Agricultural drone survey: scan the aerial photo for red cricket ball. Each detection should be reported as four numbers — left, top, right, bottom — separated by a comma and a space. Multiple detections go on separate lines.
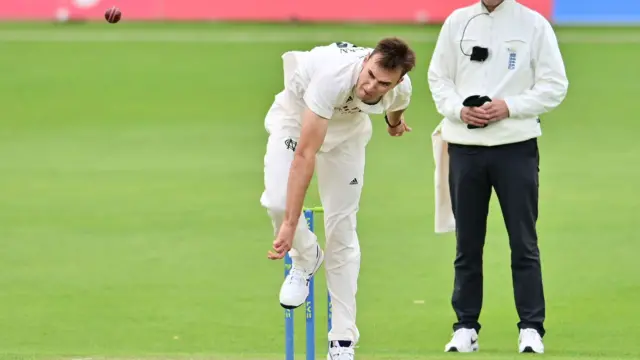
105, 6, 121, 24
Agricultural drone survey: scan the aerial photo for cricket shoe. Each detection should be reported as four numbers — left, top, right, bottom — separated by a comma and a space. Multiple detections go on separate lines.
519, 328, 544, 353
327, 341, 355, 360
444, 328, 479, 352
279, 244, 324, 309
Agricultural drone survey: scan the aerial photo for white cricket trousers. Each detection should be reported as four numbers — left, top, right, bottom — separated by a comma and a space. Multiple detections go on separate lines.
260, 128, 369, 344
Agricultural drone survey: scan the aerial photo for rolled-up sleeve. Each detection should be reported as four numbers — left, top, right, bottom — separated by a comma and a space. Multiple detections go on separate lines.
428, 16, 464, 123
504, 18, 569, 119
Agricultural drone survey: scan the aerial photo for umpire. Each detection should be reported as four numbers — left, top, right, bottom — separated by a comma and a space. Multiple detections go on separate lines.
427, 0, 568, 354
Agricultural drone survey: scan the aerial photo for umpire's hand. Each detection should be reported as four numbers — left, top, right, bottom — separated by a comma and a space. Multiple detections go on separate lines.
461, 107, 490, 127
481, 99, 510, 122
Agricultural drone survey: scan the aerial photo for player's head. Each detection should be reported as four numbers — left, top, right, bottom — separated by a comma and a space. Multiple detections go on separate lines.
356, 37, 416, 104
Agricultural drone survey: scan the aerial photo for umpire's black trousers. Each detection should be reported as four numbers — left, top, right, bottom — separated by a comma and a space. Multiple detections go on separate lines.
448, 137, 545, 337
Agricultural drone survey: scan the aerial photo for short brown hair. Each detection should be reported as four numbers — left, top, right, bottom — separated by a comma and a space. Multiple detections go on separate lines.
371, 37, 416, 77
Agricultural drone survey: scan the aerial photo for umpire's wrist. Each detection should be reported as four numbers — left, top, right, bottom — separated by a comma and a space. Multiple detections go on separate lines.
385, 114, 402, 128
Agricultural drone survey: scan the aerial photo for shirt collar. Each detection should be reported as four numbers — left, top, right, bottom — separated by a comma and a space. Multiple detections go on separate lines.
479, 0, 514, 15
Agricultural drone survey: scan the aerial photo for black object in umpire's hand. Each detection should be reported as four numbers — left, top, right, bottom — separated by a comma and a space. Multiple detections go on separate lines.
463, 95, 492, 129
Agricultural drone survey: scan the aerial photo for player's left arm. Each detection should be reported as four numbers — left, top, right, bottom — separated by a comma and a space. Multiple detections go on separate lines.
385, 74, 412, 125
503, 16, 569, 119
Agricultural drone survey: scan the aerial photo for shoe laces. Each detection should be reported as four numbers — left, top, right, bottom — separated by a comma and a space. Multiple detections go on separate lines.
286, 267, 310, 286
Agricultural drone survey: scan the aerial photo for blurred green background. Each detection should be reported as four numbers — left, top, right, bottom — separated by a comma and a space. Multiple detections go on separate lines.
0, 23, 638, 360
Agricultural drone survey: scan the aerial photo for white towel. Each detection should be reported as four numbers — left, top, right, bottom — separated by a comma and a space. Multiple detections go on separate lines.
432, 122, 456, 234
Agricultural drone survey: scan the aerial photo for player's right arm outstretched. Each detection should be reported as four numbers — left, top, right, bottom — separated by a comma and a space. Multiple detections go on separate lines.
268, 107, 328, 259
268, 72, 345, 260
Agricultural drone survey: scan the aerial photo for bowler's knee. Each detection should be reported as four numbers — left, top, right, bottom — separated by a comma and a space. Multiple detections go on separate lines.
326, 243, 360, 270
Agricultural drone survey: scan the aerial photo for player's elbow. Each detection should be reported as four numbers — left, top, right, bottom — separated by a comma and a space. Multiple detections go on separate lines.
559, 78, 569, 99
544, 68, 569, 98
532, 73, 569, 113
291, 149, 317, 174
548, 78, 569, 107
293, 146, 317, 163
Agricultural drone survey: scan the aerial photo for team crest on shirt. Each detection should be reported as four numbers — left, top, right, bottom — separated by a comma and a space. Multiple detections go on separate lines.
335, 95, 362, 115
508, 48, 517, 70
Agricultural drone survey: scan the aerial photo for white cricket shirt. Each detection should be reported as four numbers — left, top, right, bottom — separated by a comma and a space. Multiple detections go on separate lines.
427, 0, 569, 146
267, 42, 412, 152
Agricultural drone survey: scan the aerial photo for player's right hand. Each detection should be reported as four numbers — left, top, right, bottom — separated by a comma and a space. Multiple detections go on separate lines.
461, 107, 490, 127
268, 222, 295, 260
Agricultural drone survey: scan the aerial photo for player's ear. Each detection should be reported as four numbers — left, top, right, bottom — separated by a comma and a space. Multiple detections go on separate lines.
397, 75, 405, 84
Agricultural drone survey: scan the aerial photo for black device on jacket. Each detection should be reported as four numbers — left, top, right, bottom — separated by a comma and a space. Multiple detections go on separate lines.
470, 46, 489, 62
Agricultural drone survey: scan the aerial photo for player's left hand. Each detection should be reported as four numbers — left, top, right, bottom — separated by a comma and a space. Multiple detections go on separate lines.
481, 99, 510, 122
388, 117, 412, 137
268, 222, 296, 260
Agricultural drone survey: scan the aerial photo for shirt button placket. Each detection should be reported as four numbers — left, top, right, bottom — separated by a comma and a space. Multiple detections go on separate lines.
485, 16, 493, 91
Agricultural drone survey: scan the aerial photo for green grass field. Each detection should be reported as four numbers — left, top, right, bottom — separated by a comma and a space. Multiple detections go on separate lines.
0, 22, 639, 360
